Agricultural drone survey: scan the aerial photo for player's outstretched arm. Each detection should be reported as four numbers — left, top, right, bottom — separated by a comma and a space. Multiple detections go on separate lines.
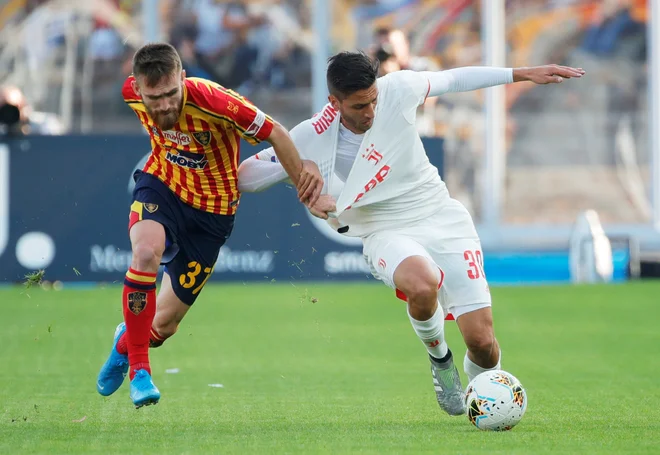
422, 65, 585, 98
266, 122, 323, 206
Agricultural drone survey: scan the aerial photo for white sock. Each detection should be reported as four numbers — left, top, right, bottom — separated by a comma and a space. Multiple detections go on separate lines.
464, 350, 502, 382
408, 306, 448, 360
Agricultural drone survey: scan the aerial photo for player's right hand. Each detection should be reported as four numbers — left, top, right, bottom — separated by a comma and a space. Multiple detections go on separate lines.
308, 194, 336, 220
514, 65, 585, 84
297, 160, 323, 207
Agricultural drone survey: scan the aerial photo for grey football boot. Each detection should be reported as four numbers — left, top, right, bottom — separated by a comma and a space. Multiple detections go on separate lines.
429, 350, 466, 416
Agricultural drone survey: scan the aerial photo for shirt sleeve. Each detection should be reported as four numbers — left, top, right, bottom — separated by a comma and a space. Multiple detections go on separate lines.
189, 80, 275, 144
237, 154, 291, 193
218, 90, 275, 145
425, 67, 514, 97
237, 119, 308, 192
390, 70, 431, 107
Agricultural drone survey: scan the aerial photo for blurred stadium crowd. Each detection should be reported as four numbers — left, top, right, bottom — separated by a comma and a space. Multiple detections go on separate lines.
0, 0, 650, 224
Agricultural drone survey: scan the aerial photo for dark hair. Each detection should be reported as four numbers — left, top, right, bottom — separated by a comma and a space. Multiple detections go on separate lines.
327, 51, 380, 99
132, 42, 182, 87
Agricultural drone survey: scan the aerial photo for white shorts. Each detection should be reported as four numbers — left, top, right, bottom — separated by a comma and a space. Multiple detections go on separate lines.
362, 199, 491, 319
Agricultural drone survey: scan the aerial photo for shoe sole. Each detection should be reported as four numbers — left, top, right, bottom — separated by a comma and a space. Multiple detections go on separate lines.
134, 397, 160, 409
443, 406, 467, 416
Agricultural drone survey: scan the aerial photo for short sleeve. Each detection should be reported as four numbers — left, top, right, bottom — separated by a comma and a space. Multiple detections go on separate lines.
384, 70, 431, 124
392, 70, 431, 107
219, 90, 275, 145
186, 79, 275, 145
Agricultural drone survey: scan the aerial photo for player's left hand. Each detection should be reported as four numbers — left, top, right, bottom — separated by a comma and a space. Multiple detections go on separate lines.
308, 194, 336, 220
515, 65, 585, 85
297, 160, 323, 207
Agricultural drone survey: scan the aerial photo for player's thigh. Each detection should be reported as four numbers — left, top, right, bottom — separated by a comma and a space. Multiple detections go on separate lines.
363, 231, 436, 292
165, 212, 234, 305
129, 173, 181, 263
430, 237, 492, 318
152, 272, 192, 336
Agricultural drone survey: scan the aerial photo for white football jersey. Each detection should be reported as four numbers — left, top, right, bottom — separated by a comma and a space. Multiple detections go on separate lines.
334, 70, 450, 236
242, 66, 517, 237
248, 71, 452, 237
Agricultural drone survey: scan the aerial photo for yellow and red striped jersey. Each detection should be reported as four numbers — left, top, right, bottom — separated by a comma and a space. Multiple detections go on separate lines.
123, 76, 274, 215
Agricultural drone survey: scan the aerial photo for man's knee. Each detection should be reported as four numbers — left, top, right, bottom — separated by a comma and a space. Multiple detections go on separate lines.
130, 221, 166, 271
132, 243, 163, 269
406, 277, 439, 305
395, 256, 440, 303
464, 331, 496, 356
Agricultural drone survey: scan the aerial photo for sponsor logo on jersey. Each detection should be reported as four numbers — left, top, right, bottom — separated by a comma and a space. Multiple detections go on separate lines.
165, 151, 208, 170
312, 106, 338, 135
162, 130, 191, 146
346, 164, 391, 209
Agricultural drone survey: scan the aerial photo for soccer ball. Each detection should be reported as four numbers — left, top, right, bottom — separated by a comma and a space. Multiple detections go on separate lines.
465, 370, 527, 431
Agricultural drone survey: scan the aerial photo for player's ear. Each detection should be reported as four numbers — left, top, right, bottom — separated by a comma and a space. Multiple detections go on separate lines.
328, 94, 340, 111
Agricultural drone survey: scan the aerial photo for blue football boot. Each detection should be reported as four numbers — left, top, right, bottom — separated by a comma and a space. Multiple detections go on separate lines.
96, 322, 129, 396
130, 369, 161, 408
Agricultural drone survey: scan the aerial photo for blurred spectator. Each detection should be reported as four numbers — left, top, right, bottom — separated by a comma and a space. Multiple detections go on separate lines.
170, 21, 214, 80
0, 85, 64, 136
580, 0, 645, 58
372, 27, 439, 136
573, 0, 647, 165
189, 0, 265, 90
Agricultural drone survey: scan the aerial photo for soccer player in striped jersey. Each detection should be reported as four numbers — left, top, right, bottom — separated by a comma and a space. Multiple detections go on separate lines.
96, 42, 323, 408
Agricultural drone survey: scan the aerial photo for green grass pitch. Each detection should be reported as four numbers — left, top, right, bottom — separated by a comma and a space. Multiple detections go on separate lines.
1, 281, 659, 454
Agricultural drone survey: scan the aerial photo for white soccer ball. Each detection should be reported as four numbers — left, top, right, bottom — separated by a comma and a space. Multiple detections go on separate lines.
465, 370, 527, 431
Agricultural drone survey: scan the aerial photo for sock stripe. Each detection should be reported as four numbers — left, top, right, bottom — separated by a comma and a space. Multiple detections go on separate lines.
128, 267, 157, 278
126, 269, 157, 284
124, 278, 156, 291
150, 328, 165, 342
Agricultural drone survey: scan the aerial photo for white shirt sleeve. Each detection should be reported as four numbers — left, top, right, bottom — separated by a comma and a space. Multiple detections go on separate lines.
238, 119, 312, 192
391, 70, 431, 107
425, 67, 514, 98
394, 67, 515, 112
237, 153, 291, 193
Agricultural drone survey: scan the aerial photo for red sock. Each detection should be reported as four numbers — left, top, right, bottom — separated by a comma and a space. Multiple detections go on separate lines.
123, 267, 157, 379
116, 327, 166, 355
117, 332, 128, 355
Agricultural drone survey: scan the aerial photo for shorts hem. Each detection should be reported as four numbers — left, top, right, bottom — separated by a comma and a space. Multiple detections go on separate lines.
447, 301, 492, 319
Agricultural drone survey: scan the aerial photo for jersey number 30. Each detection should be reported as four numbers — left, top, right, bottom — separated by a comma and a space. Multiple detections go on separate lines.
464, 250, 485, 280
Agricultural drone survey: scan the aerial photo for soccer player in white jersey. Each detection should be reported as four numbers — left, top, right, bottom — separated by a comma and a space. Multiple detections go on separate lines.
238, 51, 584, 416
